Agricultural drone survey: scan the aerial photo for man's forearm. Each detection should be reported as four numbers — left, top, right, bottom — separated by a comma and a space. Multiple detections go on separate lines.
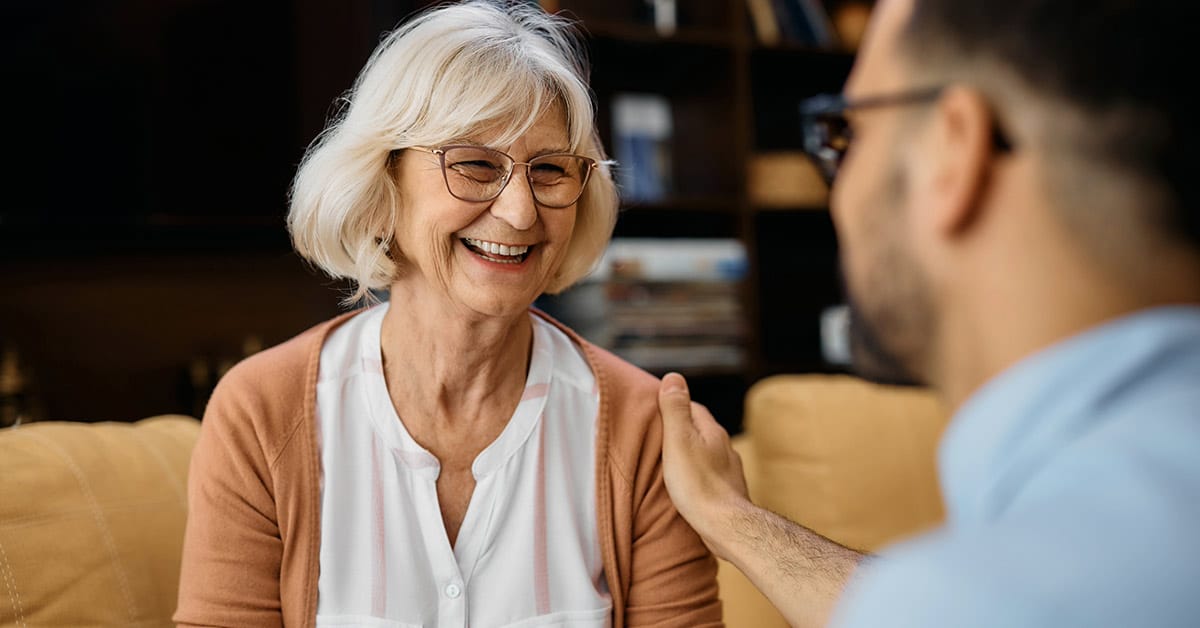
709, 501, 866, 628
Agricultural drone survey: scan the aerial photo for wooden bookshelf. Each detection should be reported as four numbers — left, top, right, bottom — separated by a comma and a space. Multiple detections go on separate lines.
3, 0, 866, 428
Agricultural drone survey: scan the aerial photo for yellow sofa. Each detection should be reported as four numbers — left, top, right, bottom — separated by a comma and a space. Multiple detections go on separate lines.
0, 415, 200, 627
717, 374, 951, 627
0, 374, 946, 627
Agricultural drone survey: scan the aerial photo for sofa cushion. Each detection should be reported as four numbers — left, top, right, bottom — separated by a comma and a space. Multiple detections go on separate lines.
0, 415, 200, 627
744, 374, 948, 552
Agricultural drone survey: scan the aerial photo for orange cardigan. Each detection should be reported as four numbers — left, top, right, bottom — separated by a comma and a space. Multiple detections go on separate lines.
174, 309, 722, 627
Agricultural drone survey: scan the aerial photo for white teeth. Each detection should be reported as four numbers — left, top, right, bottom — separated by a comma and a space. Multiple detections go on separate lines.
464, 238, 530, 257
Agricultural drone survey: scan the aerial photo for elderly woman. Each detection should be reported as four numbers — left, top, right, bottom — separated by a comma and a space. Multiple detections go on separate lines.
174, 1, 721, 626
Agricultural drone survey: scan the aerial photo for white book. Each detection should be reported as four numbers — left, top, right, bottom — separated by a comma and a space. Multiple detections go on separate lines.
587, 238, 748, 283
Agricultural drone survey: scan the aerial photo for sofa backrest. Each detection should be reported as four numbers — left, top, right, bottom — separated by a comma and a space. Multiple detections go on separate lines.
0, 415, 200, 627
744, 374, 950, 552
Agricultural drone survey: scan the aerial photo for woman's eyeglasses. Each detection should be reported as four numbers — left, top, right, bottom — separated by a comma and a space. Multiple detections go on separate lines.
798, 86, 1012, 184
406, 145, 597, 209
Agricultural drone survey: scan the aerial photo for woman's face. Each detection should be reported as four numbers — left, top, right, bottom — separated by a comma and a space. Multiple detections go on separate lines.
391, 108, 579, 318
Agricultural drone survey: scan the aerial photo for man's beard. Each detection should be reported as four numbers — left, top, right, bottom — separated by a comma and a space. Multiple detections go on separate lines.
838, 166, 932, 387
845, 287, 925, 386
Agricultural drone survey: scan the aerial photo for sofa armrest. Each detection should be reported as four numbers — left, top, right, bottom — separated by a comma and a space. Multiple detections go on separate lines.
0, 415, 201, 627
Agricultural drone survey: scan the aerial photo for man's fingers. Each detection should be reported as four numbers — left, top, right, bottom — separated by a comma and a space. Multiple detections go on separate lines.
688, 400, 720, 432
659, 372, 697, 443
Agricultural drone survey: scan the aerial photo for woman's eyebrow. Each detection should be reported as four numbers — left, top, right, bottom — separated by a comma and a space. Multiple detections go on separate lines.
451, 137, 573, 156
530, 146, 573, 157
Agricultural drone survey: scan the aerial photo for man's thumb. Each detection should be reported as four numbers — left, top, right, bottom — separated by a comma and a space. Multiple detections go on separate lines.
659, 372, 695, 439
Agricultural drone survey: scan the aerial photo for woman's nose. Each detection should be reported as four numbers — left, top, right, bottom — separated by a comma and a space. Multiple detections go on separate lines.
489, 169, 538, 230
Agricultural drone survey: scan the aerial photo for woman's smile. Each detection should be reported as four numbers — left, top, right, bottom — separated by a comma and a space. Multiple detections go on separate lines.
460, 236, 536, 266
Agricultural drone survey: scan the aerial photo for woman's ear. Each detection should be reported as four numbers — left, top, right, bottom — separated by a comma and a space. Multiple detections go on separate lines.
922, 86, 1000, 237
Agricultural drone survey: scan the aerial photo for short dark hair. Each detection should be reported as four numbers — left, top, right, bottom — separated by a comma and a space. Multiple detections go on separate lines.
900, 0, 1198, 249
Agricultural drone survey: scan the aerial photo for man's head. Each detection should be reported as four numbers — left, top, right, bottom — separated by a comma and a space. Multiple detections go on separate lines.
828, 0, 1199, 387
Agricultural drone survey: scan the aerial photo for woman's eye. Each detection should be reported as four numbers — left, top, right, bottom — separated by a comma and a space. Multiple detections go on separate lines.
455, 160, 501, 170
450, 161, 504, 181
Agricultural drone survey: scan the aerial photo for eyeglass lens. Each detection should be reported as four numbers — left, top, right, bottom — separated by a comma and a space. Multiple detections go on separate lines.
440, 146, 592, 208
802, 115, 851, 184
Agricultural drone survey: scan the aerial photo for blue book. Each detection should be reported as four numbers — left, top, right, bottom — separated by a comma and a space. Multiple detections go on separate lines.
794, 0, 837, 47
773, 0, 835, 47
769, 0, 808, 44
612, 93, 673, 203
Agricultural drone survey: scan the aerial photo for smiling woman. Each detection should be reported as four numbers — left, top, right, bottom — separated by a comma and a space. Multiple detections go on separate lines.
287, 0, 617, 306
380, 101, 593, 318
173, 1, 722, 627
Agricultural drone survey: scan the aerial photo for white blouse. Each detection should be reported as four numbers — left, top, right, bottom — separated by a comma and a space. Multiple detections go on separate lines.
314, 303, 610, 628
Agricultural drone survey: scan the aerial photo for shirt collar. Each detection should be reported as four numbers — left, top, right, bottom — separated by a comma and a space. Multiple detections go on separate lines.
938, 305, 1200, 523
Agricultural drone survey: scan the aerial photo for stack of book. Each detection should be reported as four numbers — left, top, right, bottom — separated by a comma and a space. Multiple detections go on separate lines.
543, 238, 749, 374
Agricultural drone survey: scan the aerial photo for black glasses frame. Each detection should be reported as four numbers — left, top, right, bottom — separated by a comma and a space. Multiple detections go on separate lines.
799, 86, 1012, 184
408, 145, 598, 209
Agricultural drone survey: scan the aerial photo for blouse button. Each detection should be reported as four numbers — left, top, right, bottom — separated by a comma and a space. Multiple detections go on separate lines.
444, 583, 463, 599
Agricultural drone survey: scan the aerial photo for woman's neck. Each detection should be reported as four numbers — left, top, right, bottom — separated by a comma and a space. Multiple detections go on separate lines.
378, 281, 533, 436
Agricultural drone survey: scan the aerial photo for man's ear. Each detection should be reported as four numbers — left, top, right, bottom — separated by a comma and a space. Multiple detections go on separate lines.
921, 86, 998, 237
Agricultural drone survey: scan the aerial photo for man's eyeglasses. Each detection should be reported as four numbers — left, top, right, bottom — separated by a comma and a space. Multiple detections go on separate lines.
798, 87, 1012, 184
405, 145, 598, 208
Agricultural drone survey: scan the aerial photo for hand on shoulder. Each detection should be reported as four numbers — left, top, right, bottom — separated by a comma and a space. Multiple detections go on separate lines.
657, 372, 752, 557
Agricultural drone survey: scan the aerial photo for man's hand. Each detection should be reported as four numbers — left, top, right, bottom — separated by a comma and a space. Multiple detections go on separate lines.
658, 372, 750, 556
658, 372, 866, 628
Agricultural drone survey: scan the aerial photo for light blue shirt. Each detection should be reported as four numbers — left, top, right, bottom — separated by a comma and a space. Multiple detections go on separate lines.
831, 306, 1200, 628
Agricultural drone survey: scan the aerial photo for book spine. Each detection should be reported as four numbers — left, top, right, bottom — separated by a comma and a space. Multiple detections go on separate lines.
795, 0, 838, 48
770, 0, 804, 43
612, 94, 673, 203
745, 0, 781, 46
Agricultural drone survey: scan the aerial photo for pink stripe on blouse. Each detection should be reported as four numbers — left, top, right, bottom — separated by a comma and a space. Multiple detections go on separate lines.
522, 382, 550, 401
533, 415, 551, 614
371, 438, 388, 617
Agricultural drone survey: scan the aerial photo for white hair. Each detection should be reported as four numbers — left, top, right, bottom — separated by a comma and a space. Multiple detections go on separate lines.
288, 0, 618, 304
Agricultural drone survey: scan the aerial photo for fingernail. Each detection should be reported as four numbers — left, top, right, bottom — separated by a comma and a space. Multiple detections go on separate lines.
662, 372, 688, 393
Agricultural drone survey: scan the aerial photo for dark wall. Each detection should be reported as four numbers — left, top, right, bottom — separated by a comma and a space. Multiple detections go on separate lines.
3, 0, 411, 244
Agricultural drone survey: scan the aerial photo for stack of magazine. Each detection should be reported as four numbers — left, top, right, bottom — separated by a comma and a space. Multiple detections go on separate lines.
542, 238, 750, 374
